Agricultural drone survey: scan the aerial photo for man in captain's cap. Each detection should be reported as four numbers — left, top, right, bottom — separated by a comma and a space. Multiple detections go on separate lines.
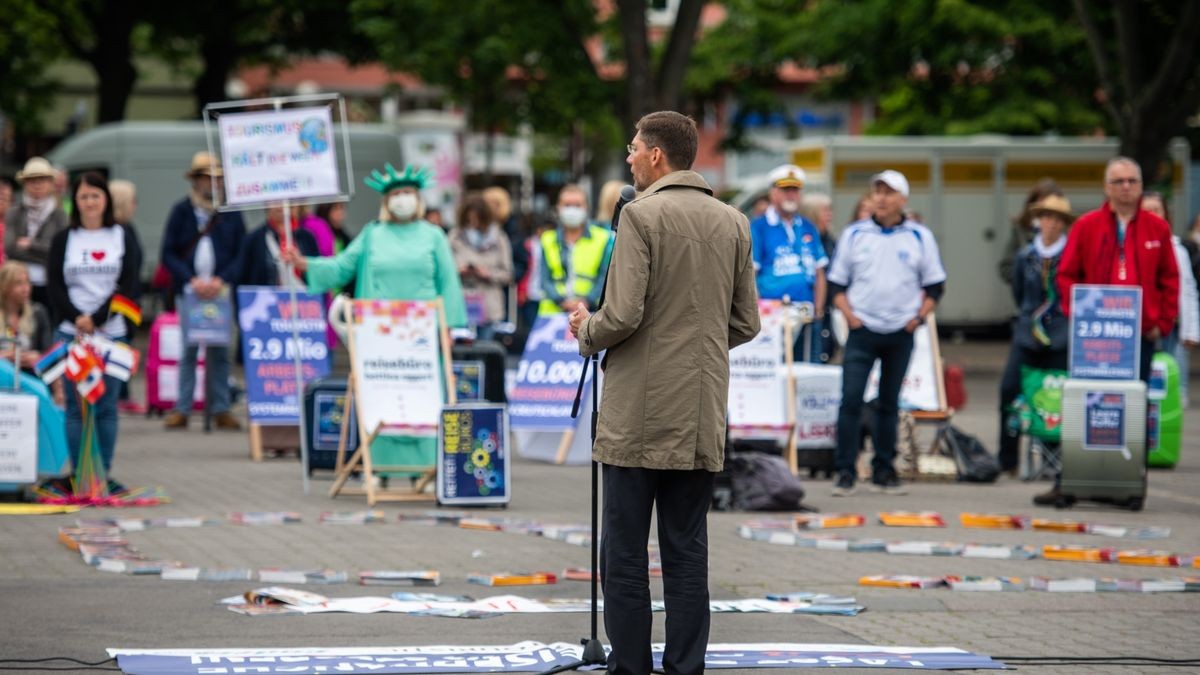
749, 163, 828, 362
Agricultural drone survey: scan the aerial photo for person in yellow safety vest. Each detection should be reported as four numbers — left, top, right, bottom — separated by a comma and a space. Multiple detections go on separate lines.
538, 183, 614, 316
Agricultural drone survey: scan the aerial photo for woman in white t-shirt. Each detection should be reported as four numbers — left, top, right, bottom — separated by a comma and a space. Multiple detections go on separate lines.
47, 172, 141, 492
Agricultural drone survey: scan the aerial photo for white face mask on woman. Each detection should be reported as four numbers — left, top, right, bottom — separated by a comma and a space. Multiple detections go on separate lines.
558, 205, 587, 229
388, 193, 419, 220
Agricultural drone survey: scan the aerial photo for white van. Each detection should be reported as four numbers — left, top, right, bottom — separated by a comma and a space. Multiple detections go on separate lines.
47, 121, 408, 277
733, 135, 1192, 328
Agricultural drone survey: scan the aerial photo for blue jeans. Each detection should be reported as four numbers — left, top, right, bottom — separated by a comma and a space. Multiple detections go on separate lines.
175, 344, 232, 414
792, 319, 828, 363
835, 326, 914, 482
57, 330, 123, 473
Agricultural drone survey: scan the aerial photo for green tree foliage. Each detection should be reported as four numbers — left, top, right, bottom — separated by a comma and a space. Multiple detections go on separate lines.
1073, 0, 1200, 185
0, 1, 63, 135
695, 0, 1106, 138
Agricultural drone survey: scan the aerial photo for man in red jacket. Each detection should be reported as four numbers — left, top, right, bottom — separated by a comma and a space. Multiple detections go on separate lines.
1058, 157, 1179, 370
1047, 156, 1179, 504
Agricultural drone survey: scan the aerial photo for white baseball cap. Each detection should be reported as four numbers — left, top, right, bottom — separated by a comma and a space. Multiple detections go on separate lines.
871, 169, 909, 196
767, 164, 806, 189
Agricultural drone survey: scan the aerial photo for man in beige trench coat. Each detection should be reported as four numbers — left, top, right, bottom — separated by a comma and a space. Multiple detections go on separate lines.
569, 111, 760, 675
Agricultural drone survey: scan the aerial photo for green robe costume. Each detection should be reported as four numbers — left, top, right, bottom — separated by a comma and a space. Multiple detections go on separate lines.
305, 219, 467, 473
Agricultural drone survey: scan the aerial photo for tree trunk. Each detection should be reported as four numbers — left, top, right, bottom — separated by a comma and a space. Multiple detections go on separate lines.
616, 0, 654, 129
194, 38, 238, 115
654, 0, 703, 111
92, 3, 138, 123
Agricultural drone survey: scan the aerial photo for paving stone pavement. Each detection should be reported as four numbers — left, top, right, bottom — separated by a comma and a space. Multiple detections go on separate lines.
1, 340, 1197, 674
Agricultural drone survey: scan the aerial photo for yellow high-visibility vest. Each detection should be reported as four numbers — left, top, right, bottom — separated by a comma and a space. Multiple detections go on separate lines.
538, 225, 611, 315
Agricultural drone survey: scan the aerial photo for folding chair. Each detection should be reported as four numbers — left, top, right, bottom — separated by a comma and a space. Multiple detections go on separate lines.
1018, 366, 1067, 481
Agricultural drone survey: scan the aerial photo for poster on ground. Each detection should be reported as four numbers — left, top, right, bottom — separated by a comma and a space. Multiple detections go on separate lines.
218, 106, 340, 205
437, 404, 509, 505
350, 300, 444, 438
237, 286, 331, 424
1069, 285, 1142, 380
728, 300, 789, 433
509, 315, 589, 431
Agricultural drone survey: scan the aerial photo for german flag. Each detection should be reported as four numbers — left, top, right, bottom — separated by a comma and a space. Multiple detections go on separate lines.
109, 294, 142, 327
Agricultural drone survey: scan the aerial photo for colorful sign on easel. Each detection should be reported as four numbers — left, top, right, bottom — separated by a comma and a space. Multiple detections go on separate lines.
350, 300, 445, 437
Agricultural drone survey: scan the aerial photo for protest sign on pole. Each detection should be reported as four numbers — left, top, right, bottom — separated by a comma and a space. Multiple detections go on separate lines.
508, 315, 594, 465
237, 287, 330, 425
217, 107, 341, 206
205, 93, 353, 494
437, 404, 510, 505
1069, 285, 1142, 380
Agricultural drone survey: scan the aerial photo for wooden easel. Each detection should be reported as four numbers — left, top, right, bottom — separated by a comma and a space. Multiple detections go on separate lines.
780, 308, 799, 475
328, 299, 456, 505
901, 314, 956, 478
248, 424, 300, 462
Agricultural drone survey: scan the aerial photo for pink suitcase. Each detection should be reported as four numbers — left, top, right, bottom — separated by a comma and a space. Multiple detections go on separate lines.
146, 312, 205, 413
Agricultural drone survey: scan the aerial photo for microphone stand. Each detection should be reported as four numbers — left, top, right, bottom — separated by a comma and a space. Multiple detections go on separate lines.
539, 187, 634, 674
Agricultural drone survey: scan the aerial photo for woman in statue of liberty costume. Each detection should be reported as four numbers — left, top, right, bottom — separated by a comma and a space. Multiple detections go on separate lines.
284, 164, 467, 474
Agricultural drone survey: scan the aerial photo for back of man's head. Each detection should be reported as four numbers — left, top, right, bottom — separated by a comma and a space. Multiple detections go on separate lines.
635, 111, 698, 171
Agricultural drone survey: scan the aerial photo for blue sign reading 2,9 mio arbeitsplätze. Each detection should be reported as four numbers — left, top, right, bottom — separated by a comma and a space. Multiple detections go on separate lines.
1069, 285, 1142, 380
237, 286, 331, 423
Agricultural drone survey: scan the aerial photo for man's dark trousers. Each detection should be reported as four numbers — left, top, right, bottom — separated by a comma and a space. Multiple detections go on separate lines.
835, 327, 915, 481
600, 464, 714, 675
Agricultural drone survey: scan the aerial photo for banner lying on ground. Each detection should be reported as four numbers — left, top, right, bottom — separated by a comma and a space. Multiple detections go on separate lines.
111, 642, 1005, 674
218, 106, 340, 205
221, 592, 864, 616
238, 287, 330, 423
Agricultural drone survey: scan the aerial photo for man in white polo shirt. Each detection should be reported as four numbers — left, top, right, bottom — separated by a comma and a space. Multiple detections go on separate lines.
827, 170, 947, 495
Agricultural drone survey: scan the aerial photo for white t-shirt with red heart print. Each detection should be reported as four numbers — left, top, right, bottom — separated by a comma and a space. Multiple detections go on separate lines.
59, 225, 127, 338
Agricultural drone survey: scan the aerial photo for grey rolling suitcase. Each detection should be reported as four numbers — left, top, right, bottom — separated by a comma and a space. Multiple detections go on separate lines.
1058, 379, 1147, 510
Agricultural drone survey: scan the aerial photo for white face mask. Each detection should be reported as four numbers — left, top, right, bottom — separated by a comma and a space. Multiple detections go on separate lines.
388, 193, 419, 220
465, 228, 484, 247
558, 205, 587, 228
780, 199, 800, 214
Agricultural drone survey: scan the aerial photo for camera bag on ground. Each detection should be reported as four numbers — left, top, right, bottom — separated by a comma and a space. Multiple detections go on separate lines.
726, 451, 807, 511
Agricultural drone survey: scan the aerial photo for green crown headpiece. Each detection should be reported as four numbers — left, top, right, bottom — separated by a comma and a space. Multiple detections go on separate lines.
364, 163, 431, 194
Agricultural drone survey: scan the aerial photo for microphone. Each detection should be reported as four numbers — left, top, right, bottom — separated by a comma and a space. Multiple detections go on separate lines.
610, 185, 636, 233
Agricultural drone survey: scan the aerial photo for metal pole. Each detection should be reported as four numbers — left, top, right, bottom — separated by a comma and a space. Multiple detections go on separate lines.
276, 96, 312, 496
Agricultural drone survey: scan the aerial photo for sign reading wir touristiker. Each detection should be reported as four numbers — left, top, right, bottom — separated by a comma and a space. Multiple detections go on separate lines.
1068, 285, 1142, 380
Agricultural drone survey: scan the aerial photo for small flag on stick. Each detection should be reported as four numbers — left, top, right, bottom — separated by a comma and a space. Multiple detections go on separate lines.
109, 294, 142, 327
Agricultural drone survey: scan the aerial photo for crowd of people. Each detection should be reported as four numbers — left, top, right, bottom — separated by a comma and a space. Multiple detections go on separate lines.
2, 137, 1199, 506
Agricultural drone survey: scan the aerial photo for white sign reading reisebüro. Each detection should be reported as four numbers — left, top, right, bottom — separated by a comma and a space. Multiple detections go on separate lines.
351, 300, 444, 438
218, 107, 339, 205
728, 300, 788, 431
0, 394, 39, 483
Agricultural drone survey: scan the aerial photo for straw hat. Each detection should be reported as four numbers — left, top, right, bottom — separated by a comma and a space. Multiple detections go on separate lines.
15, 157, 55, 183
1029, 194, 1074, 222
185, 151, 223, 179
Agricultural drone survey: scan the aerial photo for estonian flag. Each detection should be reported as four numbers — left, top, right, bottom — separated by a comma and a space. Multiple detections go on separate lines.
34, 341, 69, 383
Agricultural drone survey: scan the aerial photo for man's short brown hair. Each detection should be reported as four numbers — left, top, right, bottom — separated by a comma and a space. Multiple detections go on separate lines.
636, 111, 698, 170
